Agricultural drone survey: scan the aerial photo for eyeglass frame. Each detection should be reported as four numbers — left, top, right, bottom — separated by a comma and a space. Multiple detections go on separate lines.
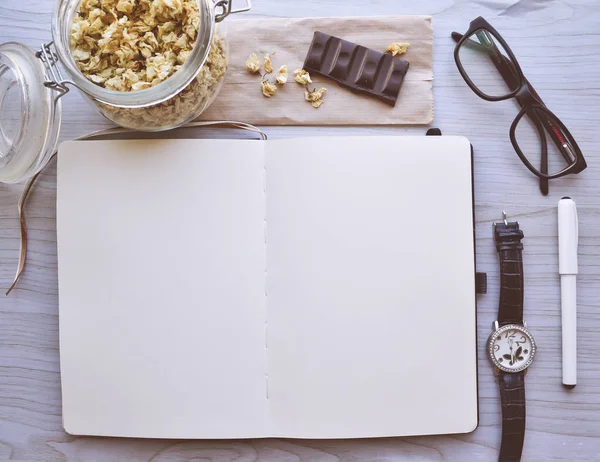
452, 16, 587, 192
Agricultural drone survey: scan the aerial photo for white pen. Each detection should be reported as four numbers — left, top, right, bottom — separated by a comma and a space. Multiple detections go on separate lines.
558, 197, 579, 388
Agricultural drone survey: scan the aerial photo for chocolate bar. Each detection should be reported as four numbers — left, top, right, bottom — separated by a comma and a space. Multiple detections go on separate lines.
303, 31, 410, 107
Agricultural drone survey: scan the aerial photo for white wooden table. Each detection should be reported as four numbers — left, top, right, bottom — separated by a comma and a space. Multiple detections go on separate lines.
1, 0, 599, 460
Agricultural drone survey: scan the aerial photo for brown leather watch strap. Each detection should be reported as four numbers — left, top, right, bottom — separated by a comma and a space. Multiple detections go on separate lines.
498, 372, 526, 462
494, 221, 525, 326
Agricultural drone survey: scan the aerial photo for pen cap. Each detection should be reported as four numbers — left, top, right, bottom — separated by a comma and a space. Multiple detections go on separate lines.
558, 198, 579, 275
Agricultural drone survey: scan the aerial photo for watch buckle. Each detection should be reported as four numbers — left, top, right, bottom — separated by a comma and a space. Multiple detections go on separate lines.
492, 212, 509, 243
492, 211, 508, 227
493, 211, 520, 243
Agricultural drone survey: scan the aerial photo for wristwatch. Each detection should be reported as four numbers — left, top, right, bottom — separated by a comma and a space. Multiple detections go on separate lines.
488, 212, 536, 462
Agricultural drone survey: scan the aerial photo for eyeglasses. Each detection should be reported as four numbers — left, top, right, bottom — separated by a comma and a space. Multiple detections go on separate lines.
452, 17, 587, 195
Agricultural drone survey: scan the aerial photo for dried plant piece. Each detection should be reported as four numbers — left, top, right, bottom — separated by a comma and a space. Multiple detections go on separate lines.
245, 53, 261, 73
98, 31, 228, 130
276, 65, 288, 85
70, 0, 202, 91
305, 87, 327, 102
261, 79, 278, 97
304, 87, 327, 108
263, 54, 273, 73
385, 42, 410, 57
294, 69, 312, 85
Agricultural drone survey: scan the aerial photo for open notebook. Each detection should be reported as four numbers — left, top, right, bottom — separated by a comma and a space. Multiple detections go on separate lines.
57, 136, 478, 439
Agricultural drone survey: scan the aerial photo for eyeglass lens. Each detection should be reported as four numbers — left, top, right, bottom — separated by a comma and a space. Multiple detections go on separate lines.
514, 107, 577, 177
457, 29, 520, 98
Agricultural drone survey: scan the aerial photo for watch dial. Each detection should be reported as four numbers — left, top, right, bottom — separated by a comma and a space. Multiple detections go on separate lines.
489, 325, 536, 372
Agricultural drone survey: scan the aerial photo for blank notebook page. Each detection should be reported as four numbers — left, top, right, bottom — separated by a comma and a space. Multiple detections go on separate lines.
57, 139, 268, 438
266, 136, 477, 438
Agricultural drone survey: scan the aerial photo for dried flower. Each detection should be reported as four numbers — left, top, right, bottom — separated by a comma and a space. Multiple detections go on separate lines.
294, 69, 312, 85
276, 65, 288, 85
70, 0, 202, 91
385, 42, 410, 57
245, 53, 261, 73
98, 32, 228, 130
261, 79, 278, 97
264, 54, 273, 73
304, 87, 327, 108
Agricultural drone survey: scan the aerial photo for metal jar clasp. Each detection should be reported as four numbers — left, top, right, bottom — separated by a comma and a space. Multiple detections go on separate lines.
36, 42, 74, 102
214, 0, 252, 23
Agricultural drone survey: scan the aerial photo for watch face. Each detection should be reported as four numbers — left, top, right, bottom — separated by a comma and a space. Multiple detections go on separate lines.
488, 324, 536, 373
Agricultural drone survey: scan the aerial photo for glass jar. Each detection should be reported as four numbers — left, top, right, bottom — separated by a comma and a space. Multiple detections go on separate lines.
0, 0, 250, 183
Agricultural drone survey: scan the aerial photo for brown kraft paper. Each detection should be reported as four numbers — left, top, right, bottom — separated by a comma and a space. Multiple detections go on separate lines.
200, 16, 434, 125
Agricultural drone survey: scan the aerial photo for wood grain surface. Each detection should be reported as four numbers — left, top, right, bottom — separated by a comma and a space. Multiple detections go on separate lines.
1, 0, 600, 460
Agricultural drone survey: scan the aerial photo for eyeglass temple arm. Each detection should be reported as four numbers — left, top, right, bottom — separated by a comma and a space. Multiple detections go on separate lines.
452, 31, 577, 168
530, 111, 549, 194
523, 80, 577, 169
494, 58, 551, 193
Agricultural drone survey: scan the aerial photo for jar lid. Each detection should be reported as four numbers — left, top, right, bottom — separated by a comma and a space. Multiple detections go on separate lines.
0, 42, 62, 184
